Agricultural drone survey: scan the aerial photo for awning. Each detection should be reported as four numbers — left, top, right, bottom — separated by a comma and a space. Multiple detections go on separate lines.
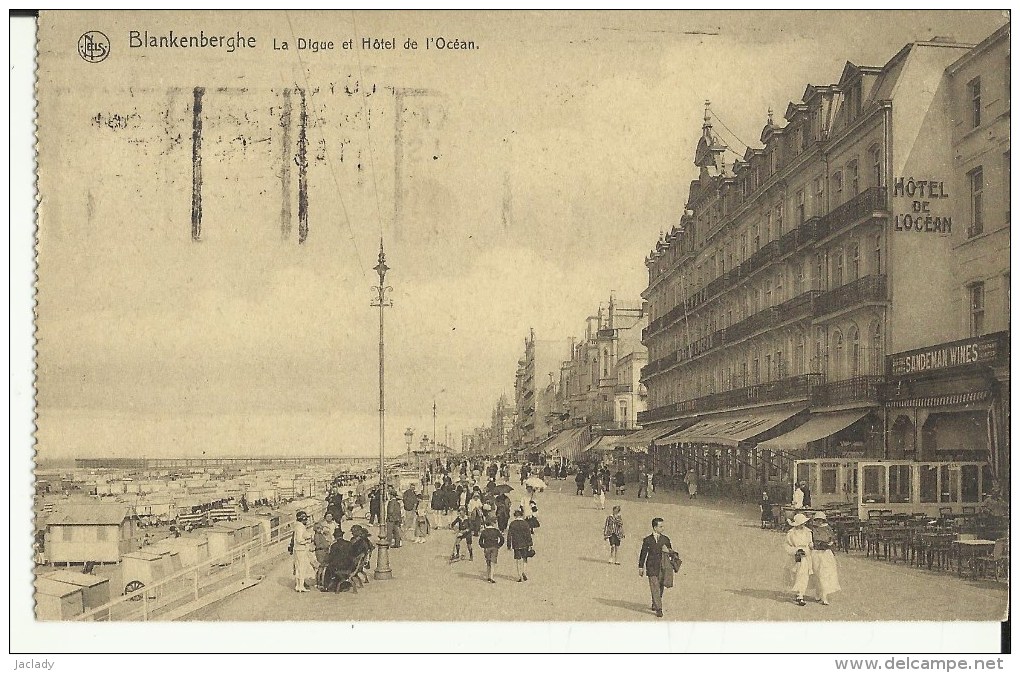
589, 424, 691, 454
659, 409, 804, 448
756, 410, 869, 452
544, 427, 588, 459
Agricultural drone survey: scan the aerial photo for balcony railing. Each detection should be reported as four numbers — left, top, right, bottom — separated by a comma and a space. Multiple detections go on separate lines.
637, 403, 680, 424
638, 373, 826, 422
642, 190, 887, 345
810, 375, 885, 407
821, 186, 888, 238
776, 290, 820, 323
813, 274, 887, 317
727, 306, 780, 342
641, 351, 678, 380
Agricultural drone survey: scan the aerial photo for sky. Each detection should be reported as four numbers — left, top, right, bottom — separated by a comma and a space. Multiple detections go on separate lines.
34, 10, 1008, 459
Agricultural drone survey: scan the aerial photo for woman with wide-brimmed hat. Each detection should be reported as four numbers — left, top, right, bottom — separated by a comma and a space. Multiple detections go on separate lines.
807, 512, 841, 605
290, 511, 315, 592
784, 512, 814, 606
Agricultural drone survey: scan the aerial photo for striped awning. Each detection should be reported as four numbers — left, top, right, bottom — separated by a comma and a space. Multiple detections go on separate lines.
886, 390, 989, 408
658, 409, 805, 448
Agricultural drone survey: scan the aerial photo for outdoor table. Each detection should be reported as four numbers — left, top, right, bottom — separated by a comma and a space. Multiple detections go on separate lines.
953, 539, 996, 578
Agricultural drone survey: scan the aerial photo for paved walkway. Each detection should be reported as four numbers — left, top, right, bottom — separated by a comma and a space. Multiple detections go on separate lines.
194, 481, 1007, 621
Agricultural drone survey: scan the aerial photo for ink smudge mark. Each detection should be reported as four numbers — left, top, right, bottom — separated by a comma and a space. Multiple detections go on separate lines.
191, 86, 205, 242
297, 86, 309, 244
280, 87, 293, 239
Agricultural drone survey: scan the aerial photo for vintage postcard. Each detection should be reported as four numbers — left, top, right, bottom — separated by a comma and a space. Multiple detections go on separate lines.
27, 8, 1009, 651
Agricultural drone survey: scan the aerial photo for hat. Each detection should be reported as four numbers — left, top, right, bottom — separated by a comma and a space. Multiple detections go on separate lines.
811, 511, 827, 521
788, 513, 810, 527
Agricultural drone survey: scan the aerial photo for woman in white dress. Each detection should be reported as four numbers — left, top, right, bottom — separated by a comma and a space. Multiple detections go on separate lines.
784, 512, 813, 606
291, 511, 315, 592
807, 512, 841, 605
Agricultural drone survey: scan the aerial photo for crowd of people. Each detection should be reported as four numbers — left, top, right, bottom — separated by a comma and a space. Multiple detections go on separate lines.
293, 457, 844, 614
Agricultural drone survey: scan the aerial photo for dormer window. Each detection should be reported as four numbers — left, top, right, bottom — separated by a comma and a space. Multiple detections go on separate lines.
847, 81, 863, 120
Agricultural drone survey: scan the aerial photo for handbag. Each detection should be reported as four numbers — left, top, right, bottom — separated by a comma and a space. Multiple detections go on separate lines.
667, 550, 682, 573
526, 547, 536, 558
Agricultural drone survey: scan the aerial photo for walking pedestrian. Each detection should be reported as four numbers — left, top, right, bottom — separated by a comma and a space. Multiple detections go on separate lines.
592, 473, 606, 510
368, 488, 381, 525
575, 469, 586, 496
386, 492, 403, 549
785, 512, 814, 606
614, 469, 626, 495
800, 481, 812, 508
807, 512, 840, 605
792, 482, 805, 509
760, 487, 774, 529
506, 508, 533, 582
402, 485, 418, 531
495, 491, 512, 533
290, 511, 315, 593
413, 500, 431, 543
638, 517, 675, 618
685, 469, 699, 499
450, 507, 474, 561
478, 517, 505, 584
636, 471, 649, 499
604, 505, 624, 564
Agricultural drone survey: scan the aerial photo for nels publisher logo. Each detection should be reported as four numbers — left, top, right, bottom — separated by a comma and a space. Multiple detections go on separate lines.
78, 31, 110, 63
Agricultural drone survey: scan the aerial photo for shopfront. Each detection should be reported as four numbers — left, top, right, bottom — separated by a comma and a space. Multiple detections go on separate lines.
885, 331, 1009, 497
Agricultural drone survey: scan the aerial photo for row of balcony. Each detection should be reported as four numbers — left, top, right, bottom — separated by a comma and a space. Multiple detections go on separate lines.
644, 186, 888, 342
636, 372, 886, 424
640, 277, 886, 382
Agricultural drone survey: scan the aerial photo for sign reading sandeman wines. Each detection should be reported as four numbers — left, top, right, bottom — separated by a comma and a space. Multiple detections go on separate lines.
889, 334, 1004, 376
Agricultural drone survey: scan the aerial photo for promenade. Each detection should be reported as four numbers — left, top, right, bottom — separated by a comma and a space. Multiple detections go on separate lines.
195, 481, 1007, 622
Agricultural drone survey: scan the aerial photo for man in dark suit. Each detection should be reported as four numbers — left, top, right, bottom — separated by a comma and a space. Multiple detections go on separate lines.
638, 517, 673, 618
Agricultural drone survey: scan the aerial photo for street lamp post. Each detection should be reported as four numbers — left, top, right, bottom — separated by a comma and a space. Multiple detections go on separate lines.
433, 401, 438, 456
372, 240, 393, 581
404, 427, 415, 485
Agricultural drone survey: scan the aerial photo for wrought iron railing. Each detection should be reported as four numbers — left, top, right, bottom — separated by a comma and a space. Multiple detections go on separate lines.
810, 375, 885, 407
813, 274, 887, 317
821, 186, 888, 238
639, 373, 825, 420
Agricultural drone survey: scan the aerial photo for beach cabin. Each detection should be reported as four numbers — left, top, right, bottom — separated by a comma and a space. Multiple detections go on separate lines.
34, 576, 85, 620
40, 570, 111, 611
205, 521, 251, 561
44, 505, 137, 564
151, 536, 209, 568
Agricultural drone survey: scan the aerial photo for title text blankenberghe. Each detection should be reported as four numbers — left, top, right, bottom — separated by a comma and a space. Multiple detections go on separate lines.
127, 31, 478, 53
130, 31, 257, 52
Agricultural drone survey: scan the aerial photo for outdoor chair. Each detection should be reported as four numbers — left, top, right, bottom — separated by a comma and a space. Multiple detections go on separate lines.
974, 538, 1009, 582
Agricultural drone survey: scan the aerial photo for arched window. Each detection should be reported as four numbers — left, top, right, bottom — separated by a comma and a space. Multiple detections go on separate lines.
847, 324, 861, 377
814, 327, 826, 373
832, 329, 845, 380
869, 143, 883, 187
871, 320, 883, 374
603, 349, 609, 378
795, 330, 807, 375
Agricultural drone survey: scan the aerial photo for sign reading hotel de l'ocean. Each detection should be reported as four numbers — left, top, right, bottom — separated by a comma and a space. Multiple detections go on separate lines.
892, 177, 953, 233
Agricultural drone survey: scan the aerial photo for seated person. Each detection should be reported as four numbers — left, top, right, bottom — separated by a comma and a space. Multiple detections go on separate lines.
321, 528, 358, 593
